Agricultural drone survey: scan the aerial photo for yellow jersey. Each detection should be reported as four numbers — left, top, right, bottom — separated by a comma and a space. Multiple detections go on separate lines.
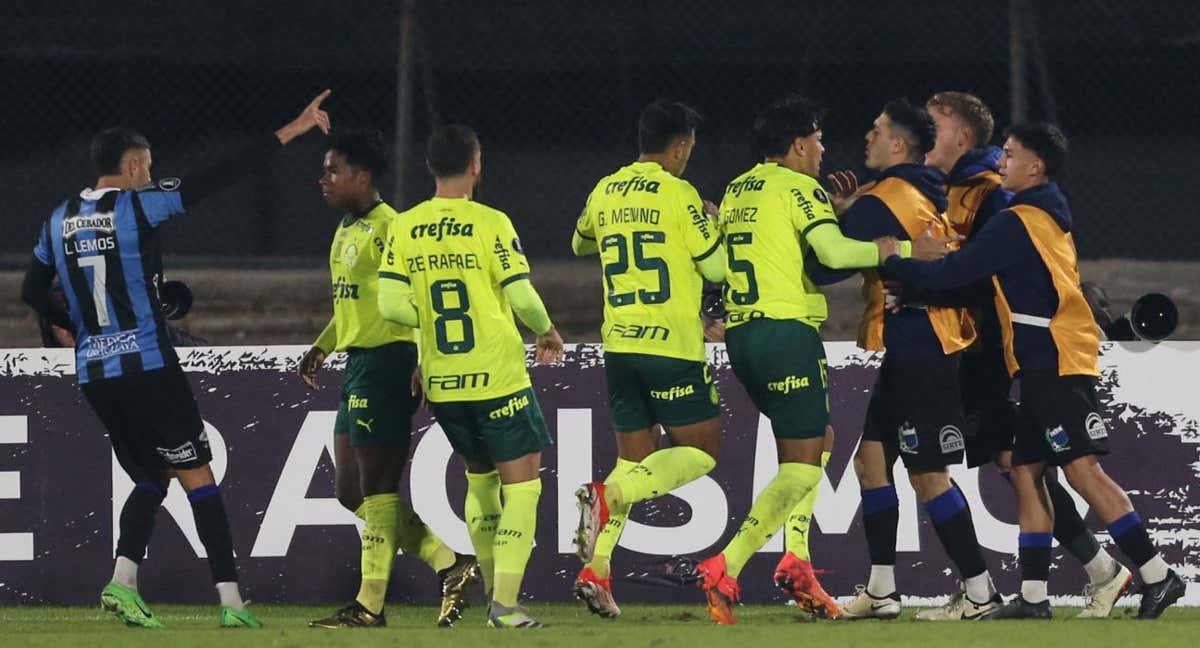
576, 161, 721, 362
718, 162, 837, 329
379, 197, 532, 402
321, 201, 416, 351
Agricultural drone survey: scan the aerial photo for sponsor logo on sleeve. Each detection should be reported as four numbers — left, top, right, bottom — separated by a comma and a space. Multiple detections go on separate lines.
1085, 413, 1108, 440
939, 425, 965, 453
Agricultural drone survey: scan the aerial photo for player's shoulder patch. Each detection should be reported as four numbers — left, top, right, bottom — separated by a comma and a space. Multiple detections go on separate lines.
812, 187, 830, 204
156, 177, 181, 192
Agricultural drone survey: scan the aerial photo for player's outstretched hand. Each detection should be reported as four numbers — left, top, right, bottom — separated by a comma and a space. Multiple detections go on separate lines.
827, 171, 874, 216
535, 327, 565, 365
702, 199, 719, 219
275, 89, 333, 145
911, 223, 964, 261
874, 236, 902, 262
299, 346, 326, 390
826, 170, 859, 198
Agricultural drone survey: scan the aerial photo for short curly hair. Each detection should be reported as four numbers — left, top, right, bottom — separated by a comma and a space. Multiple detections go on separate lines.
927, 91, 995, 147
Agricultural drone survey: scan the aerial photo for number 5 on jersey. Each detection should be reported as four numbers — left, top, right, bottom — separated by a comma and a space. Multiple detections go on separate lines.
725, 232, 758, 305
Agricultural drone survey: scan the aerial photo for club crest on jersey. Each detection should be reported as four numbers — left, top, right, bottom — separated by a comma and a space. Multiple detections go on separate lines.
1046, 425, 1071, 452
898, 422, 919, 454
410, 216, 474, 241
1085, 413, 1108, 440
939, 425, 965, 453
341, 242, 360, 268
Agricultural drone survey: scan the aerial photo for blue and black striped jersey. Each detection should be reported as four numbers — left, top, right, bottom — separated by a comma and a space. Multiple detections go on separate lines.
33, 181, 186, 383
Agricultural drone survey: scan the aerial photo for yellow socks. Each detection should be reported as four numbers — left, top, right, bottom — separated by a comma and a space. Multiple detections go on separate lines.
722, 462, 823, 578
587, 458, 638, 578
784, 451, 830, 561
492, 478, 541, 608
607, 446, 716, 509
355, 493, 401, 614
465, 471, 502, 595
394, 500, 456, 573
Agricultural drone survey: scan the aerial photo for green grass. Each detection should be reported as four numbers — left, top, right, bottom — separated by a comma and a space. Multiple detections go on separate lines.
3, 603, 1198, 647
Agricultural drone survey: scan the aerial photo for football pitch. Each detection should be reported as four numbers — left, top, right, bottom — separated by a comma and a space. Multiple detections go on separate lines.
3, 604, 1198, 647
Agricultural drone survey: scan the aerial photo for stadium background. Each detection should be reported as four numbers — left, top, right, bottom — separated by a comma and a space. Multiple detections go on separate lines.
3, 0, 1199, 345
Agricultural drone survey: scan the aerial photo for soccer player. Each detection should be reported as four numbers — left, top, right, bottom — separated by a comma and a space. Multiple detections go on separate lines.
918, 92, 1126, 619
299, 130, 477, 629
377, 124, 564, 629
692, 95, 900, 624
879, 123, 1186, 619
20, 90, 334, 629
809, 100, 1001, 620
569, 99, 725, 619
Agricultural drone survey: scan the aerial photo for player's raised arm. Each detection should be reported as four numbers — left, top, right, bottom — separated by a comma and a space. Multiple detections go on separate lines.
137, 90, 333, 226
799, 181, 908, 269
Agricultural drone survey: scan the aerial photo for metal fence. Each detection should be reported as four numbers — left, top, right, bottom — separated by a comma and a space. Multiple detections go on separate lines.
6, 0, 1199, 261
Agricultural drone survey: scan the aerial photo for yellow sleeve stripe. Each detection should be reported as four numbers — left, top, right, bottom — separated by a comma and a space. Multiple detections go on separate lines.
378, 271, 410, 284
575, 227, 595, 241
499, 272, 530, 288
692, 234, 724, 262
800, 218, 837, 238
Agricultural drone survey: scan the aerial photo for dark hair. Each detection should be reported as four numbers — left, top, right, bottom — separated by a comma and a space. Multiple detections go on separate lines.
426, 125, 480, 178
882, 100, 937, 160
1004, 122, 1069, 177
638, 99, 702, 154
754, 94, 826, 158
927, 91, 995, 146
91, 127, 150, 176
328, 129, 389, 180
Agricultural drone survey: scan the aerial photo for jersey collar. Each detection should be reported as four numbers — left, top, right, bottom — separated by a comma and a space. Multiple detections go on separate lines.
343, 199, 384, 226
79, 187, 121, 200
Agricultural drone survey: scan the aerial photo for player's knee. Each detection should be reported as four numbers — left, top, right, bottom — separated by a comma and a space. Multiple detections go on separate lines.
1061, 456, 1102, 491
335, 482, 363, 512
852, 451, 887, 488
852, 450, 868, 479
908, 470, 950, 500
